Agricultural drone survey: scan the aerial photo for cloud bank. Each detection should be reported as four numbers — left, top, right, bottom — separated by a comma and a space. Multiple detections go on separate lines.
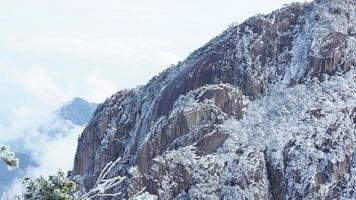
0, 66, 109, 198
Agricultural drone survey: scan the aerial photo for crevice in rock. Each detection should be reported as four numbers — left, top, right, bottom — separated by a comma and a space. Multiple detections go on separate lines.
264, 149, 285, 200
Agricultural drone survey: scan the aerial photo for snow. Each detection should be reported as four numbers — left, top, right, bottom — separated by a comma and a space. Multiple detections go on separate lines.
282, 0, 355, 84
131, 192, 158, 200
0, 145, 19, 170
73, 0, 356, 198
148, 68, 355, 199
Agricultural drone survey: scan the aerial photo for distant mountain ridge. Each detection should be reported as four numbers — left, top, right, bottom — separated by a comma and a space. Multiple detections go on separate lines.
58, 97, 98, 126
0, 97, 97, 196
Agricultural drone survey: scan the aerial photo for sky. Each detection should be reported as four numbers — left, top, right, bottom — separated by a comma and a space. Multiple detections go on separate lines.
0, 0, 311, 141
0, 0, 312, 195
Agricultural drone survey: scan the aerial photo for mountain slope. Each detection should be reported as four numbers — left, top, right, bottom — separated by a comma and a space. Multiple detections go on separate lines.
73, 0, 356, 199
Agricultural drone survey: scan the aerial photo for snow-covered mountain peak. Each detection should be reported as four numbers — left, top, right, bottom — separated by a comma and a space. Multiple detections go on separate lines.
72, 0, 355, 199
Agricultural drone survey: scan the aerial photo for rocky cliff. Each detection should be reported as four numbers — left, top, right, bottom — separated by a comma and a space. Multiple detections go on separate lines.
73, 0, 356, 199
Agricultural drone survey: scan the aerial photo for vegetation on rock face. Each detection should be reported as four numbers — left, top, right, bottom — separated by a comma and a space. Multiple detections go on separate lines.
71, 0, 356, 199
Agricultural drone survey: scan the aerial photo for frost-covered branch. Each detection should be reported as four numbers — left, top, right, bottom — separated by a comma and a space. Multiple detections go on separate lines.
0, 144, 19, 169
16, 170, 77, 200
80, 157, 124, 200
14, 157, 124, 200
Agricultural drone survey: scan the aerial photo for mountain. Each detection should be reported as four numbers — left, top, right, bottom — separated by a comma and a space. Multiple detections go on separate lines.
58, 97, 98, 126
72, 0, 356, 199
0, 97, 97, 196
37, 97, 97, 138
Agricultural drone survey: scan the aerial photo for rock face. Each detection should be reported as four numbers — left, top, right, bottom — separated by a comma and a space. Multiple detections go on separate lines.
72, 0, 356, 199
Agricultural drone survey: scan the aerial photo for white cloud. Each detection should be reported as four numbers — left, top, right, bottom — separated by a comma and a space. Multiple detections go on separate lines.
0, 0, 313, 197
5, 178, 23, 199
83, 70, 118, 102
12, 66, 68, 106
0, 65, 73, 143
0, 105, 52, 143
25, 125, 83, 177
5, 118, 84, 198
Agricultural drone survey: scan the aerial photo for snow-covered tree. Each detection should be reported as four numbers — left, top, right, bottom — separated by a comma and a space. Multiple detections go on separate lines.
16, 170, 77, 200
15, 157, 125, 200
0, 144, 19, 169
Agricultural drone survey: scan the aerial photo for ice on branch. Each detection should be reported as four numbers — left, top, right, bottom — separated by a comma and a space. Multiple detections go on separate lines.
80, 157, 125, 200
0, 144, 19, 170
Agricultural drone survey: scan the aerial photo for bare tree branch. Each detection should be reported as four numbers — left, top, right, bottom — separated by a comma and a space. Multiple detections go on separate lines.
79, 157, 124, 200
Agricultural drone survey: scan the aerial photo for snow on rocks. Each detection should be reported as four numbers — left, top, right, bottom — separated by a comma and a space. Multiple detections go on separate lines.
72, 0, 356, 199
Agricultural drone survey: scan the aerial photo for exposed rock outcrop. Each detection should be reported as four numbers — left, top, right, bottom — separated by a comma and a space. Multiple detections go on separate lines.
72, 0, 356, 199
